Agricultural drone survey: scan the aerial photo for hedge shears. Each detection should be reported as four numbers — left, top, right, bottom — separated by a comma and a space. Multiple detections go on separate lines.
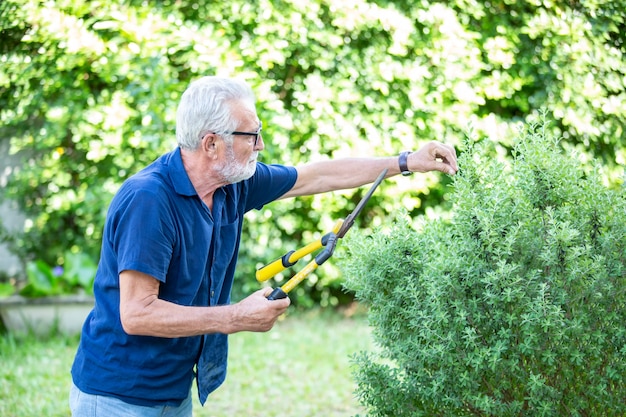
258, 169, 388, 300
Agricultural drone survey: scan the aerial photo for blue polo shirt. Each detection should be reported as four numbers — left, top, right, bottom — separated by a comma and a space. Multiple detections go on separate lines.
71, 147, 297, 406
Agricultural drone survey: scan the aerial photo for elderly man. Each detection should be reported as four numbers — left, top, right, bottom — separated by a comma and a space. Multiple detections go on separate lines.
70, 76, 458, 416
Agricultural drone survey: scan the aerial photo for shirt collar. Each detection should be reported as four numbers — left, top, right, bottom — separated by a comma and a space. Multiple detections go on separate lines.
167, 147, 198, 197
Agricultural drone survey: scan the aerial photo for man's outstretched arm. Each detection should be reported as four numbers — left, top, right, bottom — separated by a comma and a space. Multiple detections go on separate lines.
281, 141, 458, 199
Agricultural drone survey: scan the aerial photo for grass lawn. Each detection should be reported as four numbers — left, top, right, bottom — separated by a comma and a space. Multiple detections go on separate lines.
0, 309, 371, 417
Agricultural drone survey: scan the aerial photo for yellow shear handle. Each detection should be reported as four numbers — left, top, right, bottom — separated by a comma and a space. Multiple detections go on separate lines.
256, 219, 343, 282
281, 259, 320, 294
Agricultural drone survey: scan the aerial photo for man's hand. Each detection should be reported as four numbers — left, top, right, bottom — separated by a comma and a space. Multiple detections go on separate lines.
408, 141, 458, 175
229, 288, 291, 333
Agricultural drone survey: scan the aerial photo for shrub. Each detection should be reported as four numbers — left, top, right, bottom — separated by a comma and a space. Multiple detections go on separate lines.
342, 118, 626, 416
0, 251, 97, 298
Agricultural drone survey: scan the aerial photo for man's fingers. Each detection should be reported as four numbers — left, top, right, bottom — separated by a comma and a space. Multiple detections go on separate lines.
436, 160, 457, 175
432, 144, 458, 174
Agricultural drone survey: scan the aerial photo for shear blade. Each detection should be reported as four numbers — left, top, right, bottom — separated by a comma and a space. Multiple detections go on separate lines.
337, 168, 387, 238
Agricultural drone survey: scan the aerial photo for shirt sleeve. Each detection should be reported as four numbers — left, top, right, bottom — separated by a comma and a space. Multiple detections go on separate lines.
108, 181, 176, 282
244, 162, 297, 212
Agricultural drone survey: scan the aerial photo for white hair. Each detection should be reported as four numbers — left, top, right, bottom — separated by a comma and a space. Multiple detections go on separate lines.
175, 76, 256, 151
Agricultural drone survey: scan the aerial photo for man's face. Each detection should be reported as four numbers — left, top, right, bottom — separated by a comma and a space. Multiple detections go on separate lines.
216, 107, 263, 184
217, 142, 259, 184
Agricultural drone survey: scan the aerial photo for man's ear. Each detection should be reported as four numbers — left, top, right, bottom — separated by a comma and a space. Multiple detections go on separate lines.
201, 132, 219, 157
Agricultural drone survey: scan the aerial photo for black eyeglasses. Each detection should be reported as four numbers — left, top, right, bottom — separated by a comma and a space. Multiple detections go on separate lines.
230, 121, 262, 147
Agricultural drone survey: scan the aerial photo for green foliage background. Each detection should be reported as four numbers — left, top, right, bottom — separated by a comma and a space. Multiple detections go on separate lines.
342, 119, 626, 416
1, 0, 624, 304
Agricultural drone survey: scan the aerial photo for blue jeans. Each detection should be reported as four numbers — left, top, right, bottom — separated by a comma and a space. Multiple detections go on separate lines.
69, 383, 193, 417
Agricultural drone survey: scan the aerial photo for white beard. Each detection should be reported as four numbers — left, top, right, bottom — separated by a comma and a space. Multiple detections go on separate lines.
218, 146, 258, 183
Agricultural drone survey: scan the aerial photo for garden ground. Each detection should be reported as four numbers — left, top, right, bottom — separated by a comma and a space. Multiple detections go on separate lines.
0, 309, 371, 417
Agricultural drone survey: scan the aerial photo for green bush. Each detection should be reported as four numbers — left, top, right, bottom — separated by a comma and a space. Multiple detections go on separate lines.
342, 118, 626, 416
0, 251, 96, 298
20, 251, 97, 297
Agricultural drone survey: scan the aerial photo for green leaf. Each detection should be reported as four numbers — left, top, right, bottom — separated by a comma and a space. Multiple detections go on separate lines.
63, 251, 97, 294
0, 282, 16, 297
21, 260, 58, 297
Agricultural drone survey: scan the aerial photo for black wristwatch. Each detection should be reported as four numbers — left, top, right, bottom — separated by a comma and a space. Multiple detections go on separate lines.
399, 151, 412, 176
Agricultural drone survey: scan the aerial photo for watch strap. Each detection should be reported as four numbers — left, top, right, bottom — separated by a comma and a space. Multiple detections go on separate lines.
399, 151, 412, 176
